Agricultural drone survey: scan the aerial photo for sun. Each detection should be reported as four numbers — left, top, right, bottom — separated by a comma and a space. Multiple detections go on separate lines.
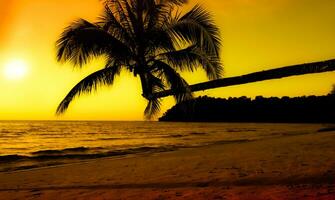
3, 59, 28, 80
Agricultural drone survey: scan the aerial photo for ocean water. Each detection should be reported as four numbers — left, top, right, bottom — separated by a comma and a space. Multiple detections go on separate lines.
0, 121, 328, 171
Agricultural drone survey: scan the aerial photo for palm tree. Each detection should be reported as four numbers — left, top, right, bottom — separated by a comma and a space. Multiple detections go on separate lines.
56, 0, 223, 118
153, 58, 335, 98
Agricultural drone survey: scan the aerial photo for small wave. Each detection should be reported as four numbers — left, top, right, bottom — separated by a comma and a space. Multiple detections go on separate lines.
98, 137, 130, 141
0, 135, 22, 139
0, 155, 27, 163
27, 128, 42, 132
161, 134, 185, 138
16, 131, 27, 134
318, 127, 335, 133
210, 139, 252, 145
226, 129, 257, 133
32, 147, 91, 156
189, 132, 208, 136
2, 147, 29, 151
0, 146, 179, 164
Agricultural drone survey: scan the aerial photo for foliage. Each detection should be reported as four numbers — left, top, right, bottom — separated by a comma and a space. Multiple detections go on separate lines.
56, 0, 223, 119
160, 95, 335, 123
331, 85, 335, 95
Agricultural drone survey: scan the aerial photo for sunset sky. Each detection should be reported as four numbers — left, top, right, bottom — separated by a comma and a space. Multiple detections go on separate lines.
0, 0, 335, 120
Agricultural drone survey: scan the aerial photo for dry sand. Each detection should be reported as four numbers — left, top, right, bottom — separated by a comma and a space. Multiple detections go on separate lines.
0, 130, 334, 200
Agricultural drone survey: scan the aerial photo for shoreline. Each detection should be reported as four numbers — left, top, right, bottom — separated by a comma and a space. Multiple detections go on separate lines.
2, 126, 331, 173
0, 130, 334, 199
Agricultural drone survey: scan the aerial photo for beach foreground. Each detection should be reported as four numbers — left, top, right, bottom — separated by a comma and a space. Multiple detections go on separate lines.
0, 130, 334, 200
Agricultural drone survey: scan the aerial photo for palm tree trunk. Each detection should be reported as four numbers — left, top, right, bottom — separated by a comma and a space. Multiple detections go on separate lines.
153, 59, 335, 99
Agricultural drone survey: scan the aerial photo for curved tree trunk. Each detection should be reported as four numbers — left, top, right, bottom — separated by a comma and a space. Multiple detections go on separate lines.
152, 59, 335, 99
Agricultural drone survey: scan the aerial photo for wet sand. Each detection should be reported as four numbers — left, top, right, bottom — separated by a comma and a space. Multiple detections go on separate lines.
0, 130, 334, 200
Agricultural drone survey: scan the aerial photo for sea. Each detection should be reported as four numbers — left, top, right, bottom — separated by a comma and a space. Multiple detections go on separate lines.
0, 121, 330, 172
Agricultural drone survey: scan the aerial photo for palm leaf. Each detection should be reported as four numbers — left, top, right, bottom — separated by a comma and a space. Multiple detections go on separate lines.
56, 19, 131, 67
158, 0, 188, 6
169, 4, 221, 57
152, 60, 193, 102
158, 45, 223, 79
56, 64, 121, 114
144, 98, 162, 119
98, 4, 134, 46
144, 28, 176, 54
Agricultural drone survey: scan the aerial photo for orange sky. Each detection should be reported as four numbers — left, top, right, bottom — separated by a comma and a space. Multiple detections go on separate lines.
0, 0, 335, 120
0, 0, 14, 48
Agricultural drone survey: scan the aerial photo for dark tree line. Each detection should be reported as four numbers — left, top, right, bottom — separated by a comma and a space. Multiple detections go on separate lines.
159, 93, 335, 123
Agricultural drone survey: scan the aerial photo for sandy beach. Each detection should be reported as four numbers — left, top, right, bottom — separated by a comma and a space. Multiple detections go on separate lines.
2, 0, 335, 200
0, 129, 334, 200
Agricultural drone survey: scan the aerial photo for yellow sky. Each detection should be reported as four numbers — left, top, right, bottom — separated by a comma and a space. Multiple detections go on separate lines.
0, 0, 335, 120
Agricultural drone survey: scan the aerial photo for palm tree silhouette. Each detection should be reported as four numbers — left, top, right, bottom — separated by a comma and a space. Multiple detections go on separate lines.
56, 0, 222, 118
153, 59, 335, 98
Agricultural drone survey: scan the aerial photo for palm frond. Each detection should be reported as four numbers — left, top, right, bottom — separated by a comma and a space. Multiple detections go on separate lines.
144, 98, 162, 119
158, 45, 223, 79
158, 0, 188, 6
56, 64, 121, 115
169, 4, 221, 57
144, 28, 176, 54
123, 0, 139, 35
144, 1, 175, 30
98, 4, 134, 46
145, 3, 165, 30
152, 60, 193, 102
148, 73, 166, 92
56, 19, 131, 67
102, 0, 135, 38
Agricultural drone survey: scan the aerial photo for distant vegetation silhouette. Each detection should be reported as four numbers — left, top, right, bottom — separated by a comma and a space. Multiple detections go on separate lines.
331, 85, 335, 95
55, 0, 222, 118
160, 93, 335, 123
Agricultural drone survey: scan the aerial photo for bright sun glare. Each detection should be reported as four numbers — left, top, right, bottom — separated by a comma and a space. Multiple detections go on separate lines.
3, 60, 28, 80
